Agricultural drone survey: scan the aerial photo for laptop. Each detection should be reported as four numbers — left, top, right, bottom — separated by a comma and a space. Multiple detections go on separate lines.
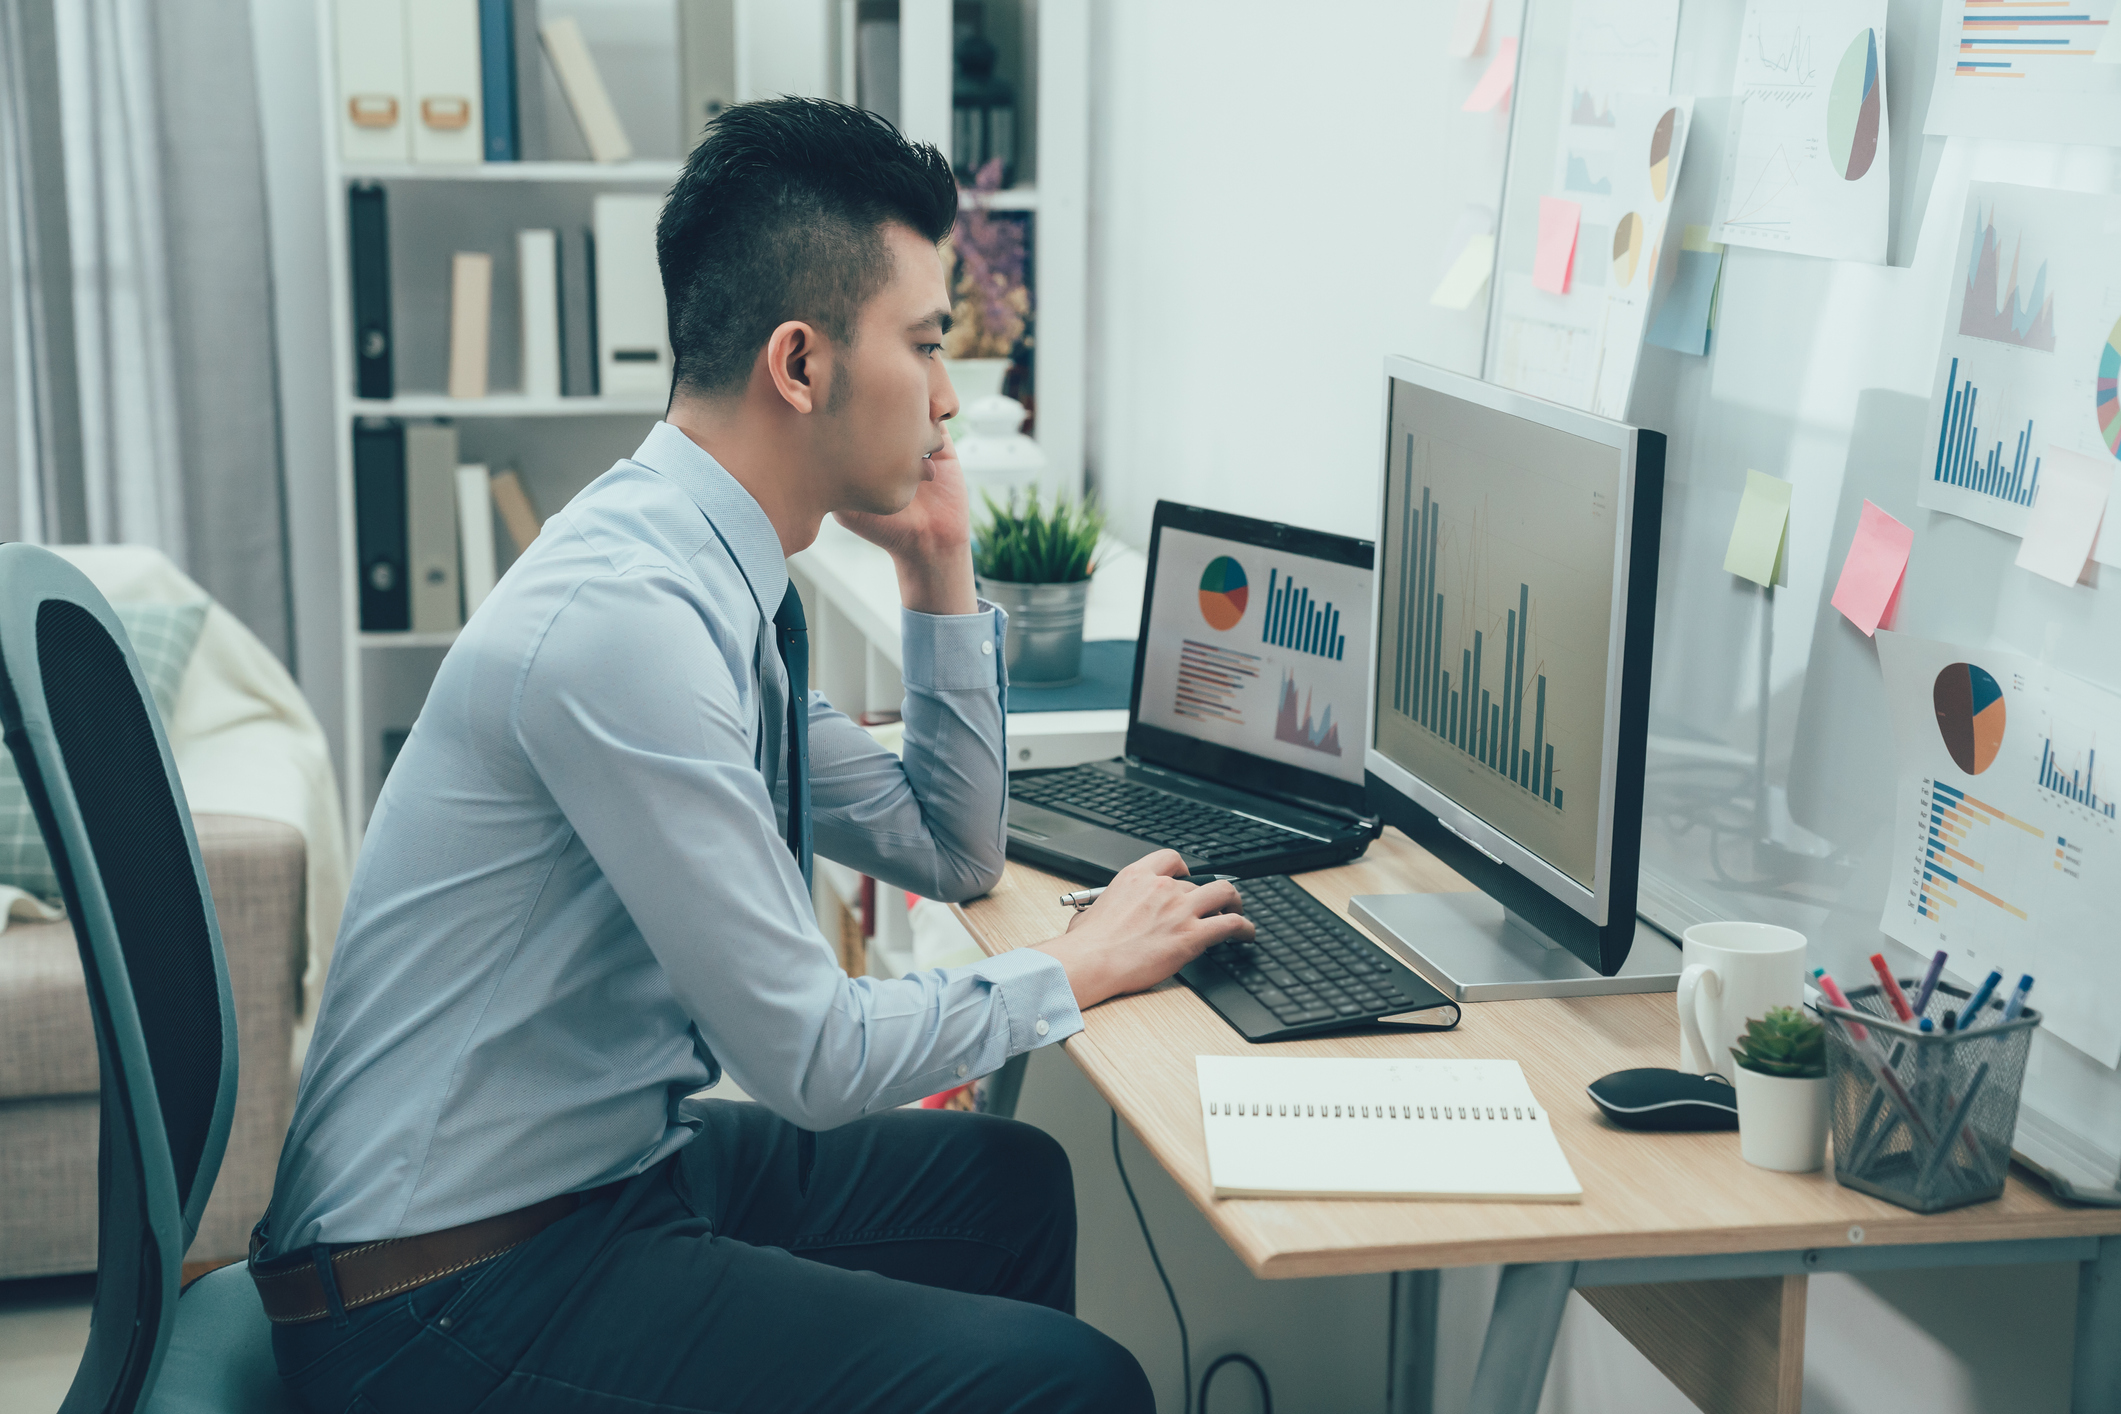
1005, 501, 1380, 884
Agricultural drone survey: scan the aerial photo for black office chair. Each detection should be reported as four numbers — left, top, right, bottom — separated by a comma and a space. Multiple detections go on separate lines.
0, 544, 294, 1413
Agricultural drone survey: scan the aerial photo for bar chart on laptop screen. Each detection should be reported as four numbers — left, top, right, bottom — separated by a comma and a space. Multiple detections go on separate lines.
1373, 380, 1621, 888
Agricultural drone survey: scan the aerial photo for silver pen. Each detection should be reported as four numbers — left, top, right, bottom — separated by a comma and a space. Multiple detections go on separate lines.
1059, 874, 1237, 910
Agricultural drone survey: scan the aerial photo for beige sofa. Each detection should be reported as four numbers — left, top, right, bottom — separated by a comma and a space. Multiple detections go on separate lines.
0, 814, 305, 1277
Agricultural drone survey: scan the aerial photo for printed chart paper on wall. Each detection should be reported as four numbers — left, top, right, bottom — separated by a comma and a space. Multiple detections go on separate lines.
1918, 182, 2121, 537
1877, 632, 2121, 1068
1711, 0, 1890, 264
1924, 0, 2121, 145
1498, 97, 1693, 420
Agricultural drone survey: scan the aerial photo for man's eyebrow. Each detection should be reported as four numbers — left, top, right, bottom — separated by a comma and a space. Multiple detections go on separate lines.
911, 308, 954, 336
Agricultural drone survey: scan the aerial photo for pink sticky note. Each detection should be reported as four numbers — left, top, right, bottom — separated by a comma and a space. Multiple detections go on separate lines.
1449, 0, 1491, 57
1462, 37, 1518, 112
1533, 196, 1581, 295
1829, 500, 1913, 636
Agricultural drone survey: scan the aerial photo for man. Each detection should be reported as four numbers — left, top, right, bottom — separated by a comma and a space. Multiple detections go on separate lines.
255, 99, 1250, 1413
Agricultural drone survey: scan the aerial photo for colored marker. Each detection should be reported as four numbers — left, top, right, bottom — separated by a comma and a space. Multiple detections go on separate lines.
1999, 974, 2035, 1025
1871, 952, 1916, 1022
1919, 1017, 1935, 1033
1963, 969, 2004, 1026
1814, 968, 1868, 1042
1943, 1010, 1958, 1033
1914, 950, 1948, 1016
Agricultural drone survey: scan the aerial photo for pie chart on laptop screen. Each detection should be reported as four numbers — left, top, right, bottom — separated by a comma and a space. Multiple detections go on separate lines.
1198, 556, 1249, 631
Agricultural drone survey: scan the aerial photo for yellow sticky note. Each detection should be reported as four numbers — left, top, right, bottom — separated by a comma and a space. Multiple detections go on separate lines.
1681, 224, 1725, 255
1725, 469, 1792, 588
1430, 232, 1496, 309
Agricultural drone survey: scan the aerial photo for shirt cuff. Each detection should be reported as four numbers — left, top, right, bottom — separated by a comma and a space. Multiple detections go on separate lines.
900, 603, 1007, 693
968, 946, 1084, 1055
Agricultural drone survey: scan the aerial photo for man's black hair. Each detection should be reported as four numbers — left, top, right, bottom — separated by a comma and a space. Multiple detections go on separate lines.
657, 97, 958, 398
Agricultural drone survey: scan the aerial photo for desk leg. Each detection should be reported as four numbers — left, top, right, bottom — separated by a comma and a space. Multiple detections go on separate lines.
2075, 1234, 2121, 1414
1465, 1262, 1576, 1414
1386, 1269, 1440, 1414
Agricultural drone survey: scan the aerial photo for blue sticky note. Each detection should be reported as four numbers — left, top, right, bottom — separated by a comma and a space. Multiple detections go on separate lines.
1646, 248, 1722, 356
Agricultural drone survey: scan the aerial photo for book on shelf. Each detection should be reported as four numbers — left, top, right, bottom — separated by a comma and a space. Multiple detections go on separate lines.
540, 15, 634, 164
477, 0, 518, 161
354, 422, 410, 632
407, 0, 484, 165
456, 464, 499, 616
448, 251, 494, 400
334, 0, 410, 164
489, 470, 543, 554
349, 183, 393, 399
592, 195, 668, 397
678, 0, 737, 150
558, 227, 598, 396
855, 4, 901, 130
518, 229, 561, 399
406, 425, 464, 634
510, 0, 550, 160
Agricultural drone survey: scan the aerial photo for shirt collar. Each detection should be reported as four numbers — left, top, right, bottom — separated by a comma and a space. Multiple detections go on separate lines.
629, 420, 789, 619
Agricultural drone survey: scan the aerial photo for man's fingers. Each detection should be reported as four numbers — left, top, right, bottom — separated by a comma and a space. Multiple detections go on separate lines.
1200, 912, 1255, 946
1191, 880, 1243, 917
1122, 849, 1189, 880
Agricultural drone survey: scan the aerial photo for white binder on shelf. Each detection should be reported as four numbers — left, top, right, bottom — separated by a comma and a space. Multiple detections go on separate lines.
518, 230, 561, 400
592, 195, 671, 399
334, 0, 409, 164
456, 465, 498, 616
678, 0, 738, 151
407, 0, 484, 165
405, 425, 463, 634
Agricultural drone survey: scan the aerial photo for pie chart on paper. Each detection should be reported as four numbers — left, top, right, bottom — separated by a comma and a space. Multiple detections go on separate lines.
2098, 314, 2121, 458
1933, 662, 2006, 776
1198, 556, 1249, 631
1648, 108, 1676, 202
1611, 213, 1645, 287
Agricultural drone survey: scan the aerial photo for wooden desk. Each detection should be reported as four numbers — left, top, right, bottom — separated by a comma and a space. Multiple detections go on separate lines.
957, 830, 2121, 1414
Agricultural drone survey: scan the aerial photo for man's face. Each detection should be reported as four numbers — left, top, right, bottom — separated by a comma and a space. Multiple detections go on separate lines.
814, 223, 959, 515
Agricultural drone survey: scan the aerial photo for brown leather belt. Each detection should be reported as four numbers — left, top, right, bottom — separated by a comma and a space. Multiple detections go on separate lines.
248, 1192, 581, 1324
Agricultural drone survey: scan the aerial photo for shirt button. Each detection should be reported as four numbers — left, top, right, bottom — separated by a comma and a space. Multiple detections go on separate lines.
1035, 1018, 1050, 1036
955, 1062, 969, 1078
981, 641, 994, 656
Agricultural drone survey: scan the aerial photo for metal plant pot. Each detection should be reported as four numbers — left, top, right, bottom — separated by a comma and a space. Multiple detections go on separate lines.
977, 576, 1091, 686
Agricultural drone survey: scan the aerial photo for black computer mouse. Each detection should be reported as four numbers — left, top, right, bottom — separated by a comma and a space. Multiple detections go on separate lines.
1587, 1068, 1740, 1132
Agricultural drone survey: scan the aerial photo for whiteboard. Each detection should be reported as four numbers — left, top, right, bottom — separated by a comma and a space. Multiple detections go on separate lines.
1485, 0, 2121, 1175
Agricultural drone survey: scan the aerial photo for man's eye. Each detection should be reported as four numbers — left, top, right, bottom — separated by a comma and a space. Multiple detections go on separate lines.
919, 344, 942, 357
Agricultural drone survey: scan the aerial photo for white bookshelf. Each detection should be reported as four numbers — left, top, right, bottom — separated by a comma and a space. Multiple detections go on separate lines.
311, 1, 1090, 843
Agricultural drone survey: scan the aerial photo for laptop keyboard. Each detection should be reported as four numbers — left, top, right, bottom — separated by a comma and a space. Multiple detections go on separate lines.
1010, 766, 1317, 858
1204, 875, 1417, 1027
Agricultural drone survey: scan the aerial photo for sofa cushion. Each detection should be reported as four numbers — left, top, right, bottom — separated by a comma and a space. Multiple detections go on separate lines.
0, 918, 99, 1099
0, 596, 210, 900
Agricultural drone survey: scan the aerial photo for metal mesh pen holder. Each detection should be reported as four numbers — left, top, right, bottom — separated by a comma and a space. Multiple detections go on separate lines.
1820, 981, 2039, 1214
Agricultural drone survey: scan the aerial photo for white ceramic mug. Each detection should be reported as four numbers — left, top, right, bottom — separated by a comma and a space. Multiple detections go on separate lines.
1677, 922, 1808, 1081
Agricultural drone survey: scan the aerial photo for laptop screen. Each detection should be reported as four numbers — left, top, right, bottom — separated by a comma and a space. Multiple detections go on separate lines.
1127, 502, 1375, 815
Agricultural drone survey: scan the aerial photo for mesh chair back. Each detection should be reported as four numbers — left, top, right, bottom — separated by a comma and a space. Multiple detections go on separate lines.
0, 546, 240, 1414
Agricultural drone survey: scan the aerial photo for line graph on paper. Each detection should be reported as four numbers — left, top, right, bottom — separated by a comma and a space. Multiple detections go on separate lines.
1720, 143, 1800, 237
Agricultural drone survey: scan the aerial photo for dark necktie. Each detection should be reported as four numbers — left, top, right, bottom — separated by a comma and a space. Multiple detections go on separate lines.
774, 583, 812, 887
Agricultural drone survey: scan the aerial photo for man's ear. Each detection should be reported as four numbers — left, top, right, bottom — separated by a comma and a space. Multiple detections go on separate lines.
763, 319, 830, 415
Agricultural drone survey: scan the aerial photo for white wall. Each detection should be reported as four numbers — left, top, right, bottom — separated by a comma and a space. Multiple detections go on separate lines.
1080, 2, 2090, 1410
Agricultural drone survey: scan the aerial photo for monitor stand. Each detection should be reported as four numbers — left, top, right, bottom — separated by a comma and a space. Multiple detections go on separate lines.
1349, 892, 1683, 1002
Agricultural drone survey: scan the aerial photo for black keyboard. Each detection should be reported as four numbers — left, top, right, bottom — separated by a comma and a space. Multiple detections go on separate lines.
1010, 766, 1316, 860
1180, 875, 1458, 1043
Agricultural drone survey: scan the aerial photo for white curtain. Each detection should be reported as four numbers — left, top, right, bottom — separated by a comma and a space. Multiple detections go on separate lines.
53, 0, 187, 559
1, 0, 58, 543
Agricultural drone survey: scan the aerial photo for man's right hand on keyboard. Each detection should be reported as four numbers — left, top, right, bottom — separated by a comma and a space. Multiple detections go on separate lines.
1034, 851, 1254, 1010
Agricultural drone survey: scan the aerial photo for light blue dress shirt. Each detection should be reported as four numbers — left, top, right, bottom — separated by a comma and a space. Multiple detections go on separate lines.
267, 422, 1083, 1251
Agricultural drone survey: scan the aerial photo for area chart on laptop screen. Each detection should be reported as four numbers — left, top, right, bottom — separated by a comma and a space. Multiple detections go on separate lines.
1137, 525, 1371, 787
1373, 380, 1621, 888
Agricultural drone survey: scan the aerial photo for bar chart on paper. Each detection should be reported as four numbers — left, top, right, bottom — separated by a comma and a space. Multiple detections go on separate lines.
1878, 631, 2121, 1065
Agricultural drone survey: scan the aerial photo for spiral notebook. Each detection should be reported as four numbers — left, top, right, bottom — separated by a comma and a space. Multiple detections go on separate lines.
1196, 1056, 1583, 1202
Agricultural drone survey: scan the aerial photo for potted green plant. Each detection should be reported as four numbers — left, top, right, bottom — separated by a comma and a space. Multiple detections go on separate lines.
972, 489, 1102, 687
1730, 1006, 1831, 1172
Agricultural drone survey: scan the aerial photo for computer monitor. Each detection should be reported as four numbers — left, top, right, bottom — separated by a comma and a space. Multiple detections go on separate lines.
1350, 356, 1679, 1001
